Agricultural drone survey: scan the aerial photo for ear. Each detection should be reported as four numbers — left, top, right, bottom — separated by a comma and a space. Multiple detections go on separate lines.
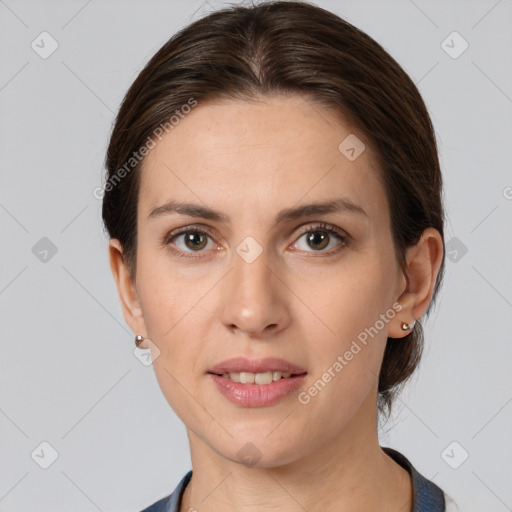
108, 239, 149, 349
388, 227, 444, 339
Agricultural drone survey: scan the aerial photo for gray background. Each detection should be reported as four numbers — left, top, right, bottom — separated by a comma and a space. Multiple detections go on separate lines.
1, 0, 511, 510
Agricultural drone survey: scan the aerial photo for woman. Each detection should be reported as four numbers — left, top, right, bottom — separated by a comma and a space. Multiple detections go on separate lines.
103, 1, 459, 510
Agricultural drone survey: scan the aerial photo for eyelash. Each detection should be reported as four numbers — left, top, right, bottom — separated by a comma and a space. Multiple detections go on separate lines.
161, 222, 350, 259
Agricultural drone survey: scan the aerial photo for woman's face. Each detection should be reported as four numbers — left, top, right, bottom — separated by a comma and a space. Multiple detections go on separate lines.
130, 95, 408, 466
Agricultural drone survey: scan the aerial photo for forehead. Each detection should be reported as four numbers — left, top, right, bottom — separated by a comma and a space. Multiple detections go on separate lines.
139, 95, 387, 223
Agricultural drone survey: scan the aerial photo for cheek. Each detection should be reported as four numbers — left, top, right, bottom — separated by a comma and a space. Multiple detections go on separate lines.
292, 249, 396, 403
135, 248, 217, 417
136, 243, 212, 335
292, 250, 396, 349
296, 296, 388, 438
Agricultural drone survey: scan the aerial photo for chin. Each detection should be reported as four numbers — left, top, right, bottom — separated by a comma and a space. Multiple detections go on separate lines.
215, 435, 303, 469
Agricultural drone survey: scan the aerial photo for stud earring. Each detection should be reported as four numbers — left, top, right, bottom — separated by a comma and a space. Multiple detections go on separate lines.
135, 335, 145, 348
400, 320, 416, 331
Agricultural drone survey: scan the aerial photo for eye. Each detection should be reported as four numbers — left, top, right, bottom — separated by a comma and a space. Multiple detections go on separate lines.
161, 222, 349, 259
291, 222, 349, 254
161, 226, 218, 258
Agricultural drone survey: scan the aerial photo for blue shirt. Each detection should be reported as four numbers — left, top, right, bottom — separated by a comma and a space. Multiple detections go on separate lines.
140, 447, 447, 511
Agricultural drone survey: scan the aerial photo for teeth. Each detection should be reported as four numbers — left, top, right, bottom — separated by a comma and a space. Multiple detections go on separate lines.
220, 371, 293, 384
240, 372, 255, 384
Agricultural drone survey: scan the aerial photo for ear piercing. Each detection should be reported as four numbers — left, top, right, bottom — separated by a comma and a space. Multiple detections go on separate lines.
137, 322, 416, 345
400, 320, 416, 331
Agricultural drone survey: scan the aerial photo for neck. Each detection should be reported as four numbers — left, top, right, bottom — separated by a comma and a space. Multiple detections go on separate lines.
180, 394, 412, 512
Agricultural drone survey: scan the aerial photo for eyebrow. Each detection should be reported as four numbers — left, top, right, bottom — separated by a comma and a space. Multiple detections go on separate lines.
148, 197, 368, 223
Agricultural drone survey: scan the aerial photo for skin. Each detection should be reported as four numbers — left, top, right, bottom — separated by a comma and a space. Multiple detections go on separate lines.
109, 94, 444, 512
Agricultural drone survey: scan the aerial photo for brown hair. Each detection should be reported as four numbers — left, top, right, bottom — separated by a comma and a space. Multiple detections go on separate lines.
102, 0, 446, 418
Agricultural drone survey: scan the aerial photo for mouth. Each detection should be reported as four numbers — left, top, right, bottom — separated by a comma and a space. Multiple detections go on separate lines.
207, 370, 306, 385
207, 363, 308, 407
207, 357, 308, 386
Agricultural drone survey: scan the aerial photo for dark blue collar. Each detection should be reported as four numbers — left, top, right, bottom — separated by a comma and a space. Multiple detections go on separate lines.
383, 447, 445, 511
141, 448, 446, 511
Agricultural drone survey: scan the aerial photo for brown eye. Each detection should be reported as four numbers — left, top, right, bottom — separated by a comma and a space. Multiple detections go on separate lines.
164, 228, 216, 256
306, 231, 330, 250
292, 223, 349, 254
182, 231, 208, 251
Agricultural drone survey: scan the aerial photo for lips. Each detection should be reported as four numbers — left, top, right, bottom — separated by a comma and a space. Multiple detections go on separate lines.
208, 357, 307, 375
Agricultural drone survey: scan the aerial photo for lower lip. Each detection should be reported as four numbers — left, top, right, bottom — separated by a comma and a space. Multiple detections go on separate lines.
209, 373, 307, 407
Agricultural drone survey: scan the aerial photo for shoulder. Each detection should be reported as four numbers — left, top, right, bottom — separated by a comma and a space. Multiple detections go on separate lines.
139, 470, 192, 512
382, 446, 461, 512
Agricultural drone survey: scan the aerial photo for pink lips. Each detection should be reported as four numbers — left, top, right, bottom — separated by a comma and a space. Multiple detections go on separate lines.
207, 357, 308, 407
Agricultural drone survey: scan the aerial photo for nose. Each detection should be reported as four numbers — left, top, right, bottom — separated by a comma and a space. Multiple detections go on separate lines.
220, 245, 290, 338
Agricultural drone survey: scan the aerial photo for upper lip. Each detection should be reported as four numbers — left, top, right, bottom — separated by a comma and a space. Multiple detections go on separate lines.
208, 357, 307, 375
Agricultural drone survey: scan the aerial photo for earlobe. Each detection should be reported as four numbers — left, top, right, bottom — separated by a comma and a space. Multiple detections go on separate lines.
389, 228, 444, 339
108, 239, 147, 345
